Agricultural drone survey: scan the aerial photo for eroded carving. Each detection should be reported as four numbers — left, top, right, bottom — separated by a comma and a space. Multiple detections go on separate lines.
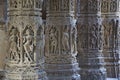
101, 0, 109, 13
110, 0, 117, 12
88, 0, 98, 12
62, 26, 70, 53
49, 26, 58, 54
77, 24, 88, 49
23, 26, 35, 63
71, 26, 77, 54
9, 26, 20, 63
22, 0, 34, 8
89, 24, 98, 49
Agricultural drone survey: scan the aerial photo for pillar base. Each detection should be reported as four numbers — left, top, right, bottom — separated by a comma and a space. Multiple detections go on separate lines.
80, 68, 106, 80
45, 63, 80, 80
5, 67, 47, 80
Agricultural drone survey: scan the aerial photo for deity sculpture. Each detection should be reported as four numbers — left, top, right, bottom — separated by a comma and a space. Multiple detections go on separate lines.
23, 28, 34, 63
90, 24, 98, 48
9, 27, 20, 62
72, 26, 77, 54
49, 26, 57, 54
62, 26, 69, 52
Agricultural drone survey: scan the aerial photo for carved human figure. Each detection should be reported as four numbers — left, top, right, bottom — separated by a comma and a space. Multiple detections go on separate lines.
62, 26, 69, 52
9, 27, 20, 62
49, 26, 57, 54
72, 26, 77, 54
90, 24, 98, 48
104, 22, 112, 47
78, 25, 87, 48
23, 28, 34, 63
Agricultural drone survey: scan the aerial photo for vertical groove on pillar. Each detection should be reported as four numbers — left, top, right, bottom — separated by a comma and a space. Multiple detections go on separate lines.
5, 0, 47, 80
77, 0, 107, 80
45, 0, 80, 80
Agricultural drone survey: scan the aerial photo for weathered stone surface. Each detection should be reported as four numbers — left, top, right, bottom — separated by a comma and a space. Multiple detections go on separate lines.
77, 0, 107, 80
101, 0, 119, 78
45, 0, 80, 80
5, 0, 47, 80
0, 21, 7, 80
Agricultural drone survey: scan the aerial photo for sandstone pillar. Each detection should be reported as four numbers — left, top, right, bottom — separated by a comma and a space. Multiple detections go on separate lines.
101, 0, 120, 78
0, 21, 7, 80
5, 0, 47, 80
0, 0, 7, 79
45, 0, 80, 80
77, 0, 107, 80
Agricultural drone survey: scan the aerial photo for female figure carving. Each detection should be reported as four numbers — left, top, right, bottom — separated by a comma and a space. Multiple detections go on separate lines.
49, 26, 57, 54
62, 26, 69, 52
23, 28, 34, 63
9, 27, 19, 62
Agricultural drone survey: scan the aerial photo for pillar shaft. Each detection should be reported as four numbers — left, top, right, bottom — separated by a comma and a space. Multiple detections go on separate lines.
101, 0, 120, 78
45, 0, 80, 80
6, 0, 47, 80
77, 0, 106, 80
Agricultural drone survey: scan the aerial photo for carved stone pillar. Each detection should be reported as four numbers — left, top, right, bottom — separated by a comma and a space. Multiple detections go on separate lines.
101, 0, 120, 78
0, 0, 6, 21
45, 0, 80, 80
77, 0, 106, 80
0, 21, 7, 80
5, 0, 47, 80
0, 0, 7, 79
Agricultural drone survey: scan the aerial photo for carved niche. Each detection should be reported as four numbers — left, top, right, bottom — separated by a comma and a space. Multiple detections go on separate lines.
110, 0, 117, 12
88, 24, 98, 49
48, 26, 58, 54
103, 19, 116, 48
71, 26, 77, 54
23, 25, 35, 64
49, 0, 70, 11
62, 25, 70, 53
79, 0, 88, 13
8, 26, 20, 63
101, 0, 118, 13
22, 0, 34, 8
88, 0, 100, 13
101, 0, 109, 13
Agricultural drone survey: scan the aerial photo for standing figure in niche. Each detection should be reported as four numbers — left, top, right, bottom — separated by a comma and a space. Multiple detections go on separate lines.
104, 22, 112, 47
49, 26, 57, 54
9, 27, 19, 62
62, 26, 69, 52
23, 28, 34, 63
90, 24, 98, 48
72, 26, 77, 54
